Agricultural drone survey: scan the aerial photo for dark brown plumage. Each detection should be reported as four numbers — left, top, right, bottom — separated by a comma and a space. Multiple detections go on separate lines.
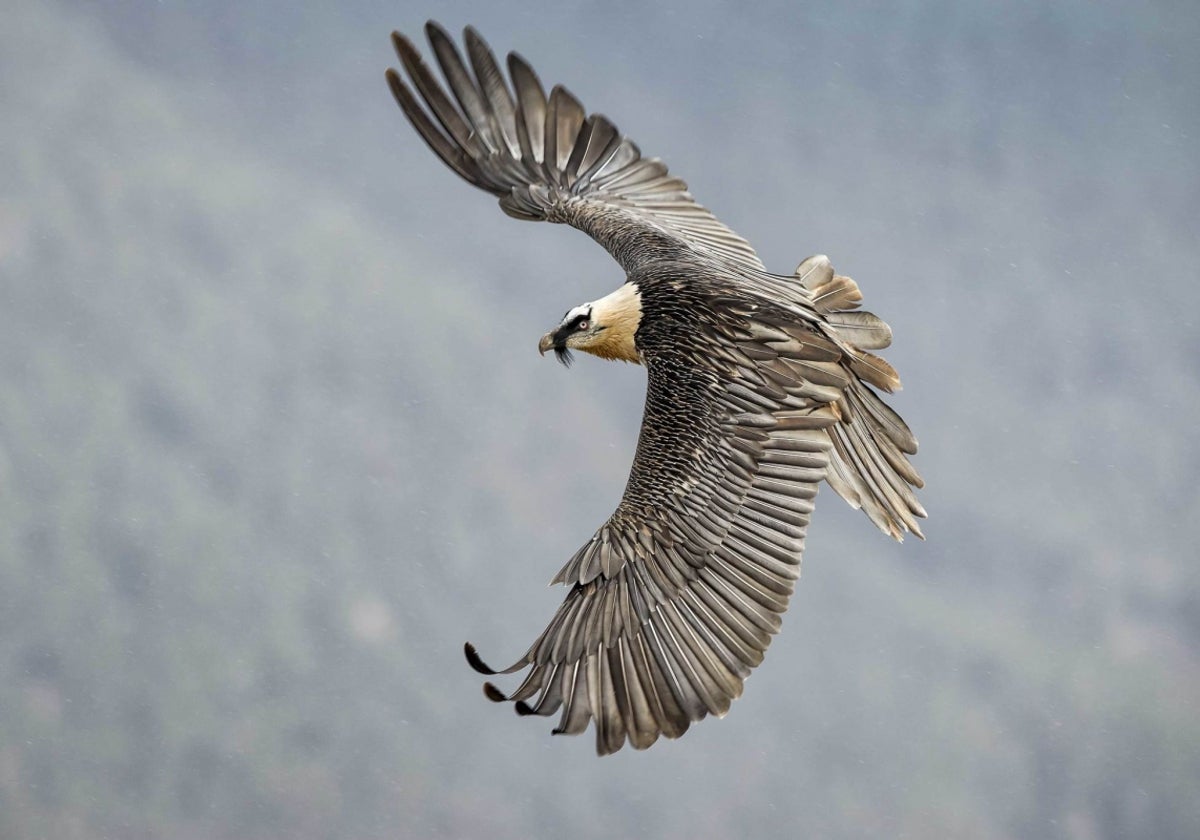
387, 22, 925, 755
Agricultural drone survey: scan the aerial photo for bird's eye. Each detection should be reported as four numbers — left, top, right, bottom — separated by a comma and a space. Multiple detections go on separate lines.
577, 320, 589, 331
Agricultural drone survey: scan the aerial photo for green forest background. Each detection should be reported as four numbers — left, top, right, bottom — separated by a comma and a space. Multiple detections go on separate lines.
2, 1, 1197, 838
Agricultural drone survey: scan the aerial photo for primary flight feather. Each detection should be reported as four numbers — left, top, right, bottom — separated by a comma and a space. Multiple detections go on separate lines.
386, 21, 926, 755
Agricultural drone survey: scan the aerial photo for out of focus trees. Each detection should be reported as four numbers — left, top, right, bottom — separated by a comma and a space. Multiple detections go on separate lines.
1, 2, 1197, 838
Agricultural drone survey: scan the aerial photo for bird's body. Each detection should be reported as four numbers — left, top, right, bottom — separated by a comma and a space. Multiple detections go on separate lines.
387, 22, 925, 754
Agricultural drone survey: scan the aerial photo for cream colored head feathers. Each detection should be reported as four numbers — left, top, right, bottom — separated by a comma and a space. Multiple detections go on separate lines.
538, 282, 643, 365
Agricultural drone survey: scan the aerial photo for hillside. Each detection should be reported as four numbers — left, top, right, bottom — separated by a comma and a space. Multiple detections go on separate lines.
2, 2, 1197, 838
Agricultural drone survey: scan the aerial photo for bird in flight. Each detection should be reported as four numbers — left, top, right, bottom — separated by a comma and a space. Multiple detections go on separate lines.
386, 22, 925, 755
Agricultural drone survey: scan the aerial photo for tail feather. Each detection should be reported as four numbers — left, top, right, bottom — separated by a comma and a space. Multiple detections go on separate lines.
794, 256, 926, 540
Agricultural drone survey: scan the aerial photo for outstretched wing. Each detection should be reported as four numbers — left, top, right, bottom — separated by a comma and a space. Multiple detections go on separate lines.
386, 22, 765, 274
467, 291, 855, 754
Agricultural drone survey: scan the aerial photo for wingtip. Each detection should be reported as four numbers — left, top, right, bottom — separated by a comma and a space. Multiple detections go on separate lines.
549, 83, 584, 112
506, 50, 538, 83
384, 66, 412, 108
390, 29, 414, 58
424, 19, 450, 38
482, 682, 507, 702
464, 641, 498, 675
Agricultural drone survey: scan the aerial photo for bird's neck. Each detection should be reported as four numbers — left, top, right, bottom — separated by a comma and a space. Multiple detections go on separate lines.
586, 282, 643, 364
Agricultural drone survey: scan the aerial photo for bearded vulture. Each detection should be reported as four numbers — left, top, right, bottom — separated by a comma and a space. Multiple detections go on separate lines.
386, 22, 926, 755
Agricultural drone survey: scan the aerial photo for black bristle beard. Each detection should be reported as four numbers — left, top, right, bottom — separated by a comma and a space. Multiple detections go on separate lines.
554, 347, 574, 367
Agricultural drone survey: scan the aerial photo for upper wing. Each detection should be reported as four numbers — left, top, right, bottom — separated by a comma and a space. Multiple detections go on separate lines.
386, 22, 765, 274
466, 293, 853, 754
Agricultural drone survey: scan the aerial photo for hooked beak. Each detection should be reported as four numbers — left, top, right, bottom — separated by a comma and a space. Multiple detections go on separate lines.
538, 330, 574, 367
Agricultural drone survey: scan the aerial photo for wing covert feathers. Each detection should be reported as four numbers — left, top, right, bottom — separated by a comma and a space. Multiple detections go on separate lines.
387, 23, 765, 272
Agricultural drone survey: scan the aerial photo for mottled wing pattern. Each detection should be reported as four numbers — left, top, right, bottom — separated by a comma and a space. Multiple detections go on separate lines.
386, 22, 765, 274
467, 292, 850, 754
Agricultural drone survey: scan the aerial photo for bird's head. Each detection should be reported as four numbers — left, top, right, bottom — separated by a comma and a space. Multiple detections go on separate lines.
538, 282, 643, 366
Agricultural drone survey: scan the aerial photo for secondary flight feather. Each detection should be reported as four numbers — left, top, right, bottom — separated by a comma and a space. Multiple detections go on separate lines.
386, 21, 926, 755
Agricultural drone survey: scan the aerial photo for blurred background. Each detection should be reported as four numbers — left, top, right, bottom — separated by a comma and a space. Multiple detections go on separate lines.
2, 1, 1197, 838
